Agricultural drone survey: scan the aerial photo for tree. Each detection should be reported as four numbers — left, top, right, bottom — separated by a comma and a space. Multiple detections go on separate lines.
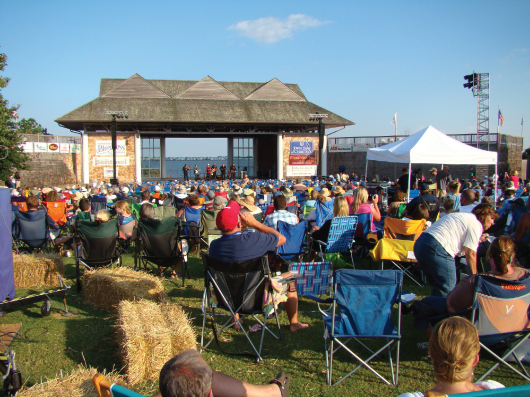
15, 117, 48, 135
0, 52, 30, 182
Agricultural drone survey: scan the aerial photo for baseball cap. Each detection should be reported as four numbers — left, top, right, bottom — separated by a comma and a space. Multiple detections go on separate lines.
154, 185, 161, 192
216, 200, 241, 232
429, 167, 437, 172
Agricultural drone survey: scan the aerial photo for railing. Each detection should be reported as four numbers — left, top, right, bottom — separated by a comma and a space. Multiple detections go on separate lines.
21, 134, 81, 144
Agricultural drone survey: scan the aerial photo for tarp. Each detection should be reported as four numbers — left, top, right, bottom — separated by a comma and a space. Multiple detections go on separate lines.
0, 188, 15, 301
366, 125, 498, 165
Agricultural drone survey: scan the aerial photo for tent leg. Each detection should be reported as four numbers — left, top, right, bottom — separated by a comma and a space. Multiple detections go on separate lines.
408, 162, 412, 202
365, 159, 368, 182
495, 163, 498, 203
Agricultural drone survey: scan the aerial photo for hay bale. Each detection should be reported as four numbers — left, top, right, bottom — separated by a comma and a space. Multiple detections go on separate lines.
13, 253, 65, 287
83, 267, 166, 310
17, 366, 127, 397
117, 299, 197, 385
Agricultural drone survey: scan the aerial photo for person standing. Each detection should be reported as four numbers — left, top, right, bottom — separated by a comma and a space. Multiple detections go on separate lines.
220, 163, 227, 180
396, 167, 416, 193
230, 163, 237, 180
182, 164, 190, 182
206, 164, 212, 180
193, 165, 199, 180
211, 163, 217, 180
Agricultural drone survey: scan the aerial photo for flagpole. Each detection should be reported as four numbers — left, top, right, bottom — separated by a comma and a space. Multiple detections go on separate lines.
522, 115, 525, 138
393, 112, 397, 181
497, 105, 500, 135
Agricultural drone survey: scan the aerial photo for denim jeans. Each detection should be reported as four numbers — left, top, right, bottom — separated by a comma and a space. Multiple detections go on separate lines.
414, 233, 457, 297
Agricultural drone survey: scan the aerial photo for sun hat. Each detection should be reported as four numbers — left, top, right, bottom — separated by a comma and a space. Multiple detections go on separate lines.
429, 167, 437, 173
178, 185, 187, 194
334, 186, 346, 195
216, 200, 241, 232
320, 188, 331, 197
238, 195, 258, 212
154, 185, 161, 192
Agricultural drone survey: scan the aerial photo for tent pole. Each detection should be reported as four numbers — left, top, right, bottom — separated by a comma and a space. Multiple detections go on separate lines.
365, 158, 368, 183
408, 161, 412, 202
495, 163, 498, 204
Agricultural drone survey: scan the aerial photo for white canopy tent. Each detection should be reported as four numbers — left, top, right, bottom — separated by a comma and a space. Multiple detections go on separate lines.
365, 125, 498, 202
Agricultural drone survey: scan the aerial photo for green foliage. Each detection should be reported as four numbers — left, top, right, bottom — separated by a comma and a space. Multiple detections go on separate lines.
0, 51, 30, 182
15, 117, 47, 135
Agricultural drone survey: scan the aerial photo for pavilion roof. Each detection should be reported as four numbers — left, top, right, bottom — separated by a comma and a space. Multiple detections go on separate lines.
55, 74, 354, 132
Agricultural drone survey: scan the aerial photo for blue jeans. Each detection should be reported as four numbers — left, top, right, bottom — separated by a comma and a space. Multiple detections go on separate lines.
414, 233, 457, 297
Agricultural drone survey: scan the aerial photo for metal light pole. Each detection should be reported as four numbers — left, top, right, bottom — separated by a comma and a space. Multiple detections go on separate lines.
106, 110, 128, 185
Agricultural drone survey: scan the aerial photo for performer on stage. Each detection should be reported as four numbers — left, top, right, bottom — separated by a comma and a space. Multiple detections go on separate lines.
206, 164, 212, 180
194, 165, 199, 180
230, 163, 237, 180
182, 164, 190, 182
220, 163, 227, 180
211, 163, 217, 180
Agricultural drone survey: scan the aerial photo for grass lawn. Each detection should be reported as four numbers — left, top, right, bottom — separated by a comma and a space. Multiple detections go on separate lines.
1, 252, 528, 397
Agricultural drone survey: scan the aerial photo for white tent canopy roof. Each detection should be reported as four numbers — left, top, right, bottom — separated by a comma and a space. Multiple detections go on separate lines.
366, 125, 497, 165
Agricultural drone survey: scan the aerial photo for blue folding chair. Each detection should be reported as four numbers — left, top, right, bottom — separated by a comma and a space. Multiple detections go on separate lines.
315, 198, 334, 228
470, 275, 530, 382
312, 269, 403, 386
313, 216, 358, 267
12, 209, 51, 252
276, 220, 307, 265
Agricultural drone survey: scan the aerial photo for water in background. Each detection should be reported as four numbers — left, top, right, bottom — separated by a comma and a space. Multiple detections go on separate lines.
164, 159, 229, 180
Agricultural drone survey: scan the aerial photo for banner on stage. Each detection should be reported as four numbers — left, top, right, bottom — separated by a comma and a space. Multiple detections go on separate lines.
95, 140, 127, 156
286, 165, 317, 177
289, 141, 315, 165
93, 157, 130, 166
59, 143, 70, 153
21, 142, 33, 152
34, 142, 47, 152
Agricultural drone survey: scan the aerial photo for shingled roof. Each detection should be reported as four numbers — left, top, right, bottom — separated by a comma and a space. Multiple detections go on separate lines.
56, 74, 354, 133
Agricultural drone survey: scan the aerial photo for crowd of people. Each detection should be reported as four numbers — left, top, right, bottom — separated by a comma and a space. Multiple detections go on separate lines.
8, 165, 530, 395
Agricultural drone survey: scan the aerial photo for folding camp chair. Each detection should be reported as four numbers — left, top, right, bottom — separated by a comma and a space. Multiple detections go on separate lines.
315, 199, 334, 227
300, 204, 316, 220
135, 217, 188, 285
12, 200, 27, 212
89, 197, 107, 217
12, 209, 52, 253
276, 220, 307, 266
350, 212, 373, 264
311, 269, 403, 386
200, 209, 222, 247
312, 216, 358, 267
93, 373, 145, 397
74, 219, 122, 291
470, 275, 530, 382
200, 252, 284, 362
153, 205, 176, 219
43, 201, 68, 226
289, 261, 333, 313
181, 205, 202, 252
447, 384, 530, 396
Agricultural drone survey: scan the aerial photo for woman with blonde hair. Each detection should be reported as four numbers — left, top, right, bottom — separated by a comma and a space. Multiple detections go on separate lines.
350, 185, 380, 232
309, 196, 350, 260
398, 317, 504, 396
115, 200, 136, 239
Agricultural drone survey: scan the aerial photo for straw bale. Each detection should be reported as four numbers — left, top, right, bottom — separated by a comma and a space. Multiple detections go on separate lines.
83, 267, 166, 310
13, 253, 65, 287
117, 299, 197, 385
17, 365, 128, 397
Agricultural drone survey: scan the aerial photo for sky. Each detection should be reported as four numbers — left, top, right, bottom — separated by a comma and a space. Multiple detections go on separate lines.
1, 0, 529, 157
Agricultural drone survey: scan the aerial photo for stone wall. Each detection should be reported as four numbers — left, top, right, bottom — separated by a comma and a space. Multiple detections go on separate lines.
282, 135, 320, 178
87, 133, 136, 183
18, 152, 82, 188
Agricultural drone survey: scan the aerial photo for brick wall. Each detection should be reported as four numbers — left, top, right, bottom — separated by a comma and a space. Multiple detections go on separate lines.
18, 152, 82, 188
87, 133, 136, 183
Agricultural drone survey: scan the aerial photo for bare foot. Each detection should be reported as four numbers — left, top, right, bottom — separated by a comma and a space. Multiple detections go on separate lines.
289, 322, 309, 332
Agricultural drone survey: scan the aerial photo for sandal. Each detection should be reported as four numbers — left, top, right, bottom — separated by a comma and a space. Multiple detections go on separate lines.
158, 267, 164, 278
170, 271, 178, 279
269, 372, 289, 397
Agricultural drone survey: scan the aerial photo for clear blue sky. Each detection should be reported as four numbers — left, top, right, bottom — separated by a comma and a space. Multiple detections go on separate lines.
1, 0, 529, 157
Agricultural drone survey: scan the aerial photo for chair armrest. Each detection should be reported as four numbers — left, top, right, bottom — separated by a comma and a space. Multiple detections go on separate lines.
276, 274, 303, 284
305, 294, 335, 303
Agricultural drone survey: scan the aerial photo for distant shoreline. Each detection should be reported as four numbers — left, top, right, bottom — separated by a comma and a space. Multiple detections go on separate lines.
142, 156, 228, 161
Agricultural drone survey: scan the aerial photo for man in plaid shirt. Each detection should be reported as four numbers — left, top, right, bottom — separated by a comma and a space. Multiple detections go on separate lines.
263, 195, 298, 229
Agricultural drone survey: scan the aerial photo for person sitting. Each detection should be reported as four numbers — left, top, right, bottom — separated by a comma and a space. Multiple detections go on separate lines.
106, 188, 117, 201
151, 185, 161, 200
388, 190, 405, 218
263, 195, 298, 230
204, 190, 216, 210
212, 196, 226, 211
402, 183, 438, 219
496, 183, 516, 217
139, 191, 152, 205
438, 197, 454, 219
115, 200, 136, 239
445, 180, 461, 211
350, 186, 380, 232
24, 195, 60, 233
76, 198, 93, 221
398, 317, 504, 397
458, 189, 479, 214
309, 196, 350, 261
155, 349, 288, 397
238, 195, 263, 218
209, 201, 308, 332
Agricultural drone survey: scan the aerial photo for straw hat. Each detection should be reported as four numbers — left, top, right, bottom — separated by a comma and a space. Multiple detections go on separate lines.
320, 188, 331, 197
177, 185, 187, 194
238, 195, 259, 212
334, 186, 346, 195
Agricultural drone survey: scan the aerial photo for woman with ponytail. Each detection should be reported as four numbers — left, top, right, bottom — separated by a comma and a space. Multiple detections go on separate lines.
446, 235, 530, 314
398, 317, 504, 396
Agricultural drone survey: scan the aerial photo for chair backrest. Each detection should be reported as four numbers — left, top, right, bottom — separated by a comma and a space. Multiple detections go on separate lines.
333, 269, 403, 336
200, 209, 220, 238
420, 198, 440, 222
302, 204, 316, 217
215, 191, 228, 199
183, 205, 202, 236
472, 274, 530, 341
153, 205, 176, 219
12, 209, 49, 249
326, 216, 358, 254
90, 197, 107, 216
315, 199, 335, 228
138, 217, 181, 265
354, 212, 372, 239
289, 261, 332, 296
253, 212, 264, 223
13, 201, 27, 212
76, 219, 119, 263
448, 384, 530, 396
277, 220, 307, 259
43, 201, 67, 225
397, 202, 407, 218
201, 252, 269, 314
76, 210, 92, 222
383, 218, 427, 240
408, 190, 420, 200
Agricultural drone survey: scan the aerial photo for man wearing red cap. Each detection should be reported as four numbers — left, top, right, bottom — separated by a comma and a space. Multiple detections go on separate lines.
210, 201, 308, 332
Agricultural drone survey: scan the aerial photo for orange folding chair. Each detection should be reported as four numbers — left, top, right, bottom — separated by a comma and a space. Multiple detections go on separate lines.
43, 201, 68, 226
13, 201, 27, 211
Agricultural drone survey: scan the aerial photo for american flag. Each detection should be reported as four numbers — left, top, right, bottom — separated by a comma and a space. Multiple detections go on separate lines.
498, 109, 505, 126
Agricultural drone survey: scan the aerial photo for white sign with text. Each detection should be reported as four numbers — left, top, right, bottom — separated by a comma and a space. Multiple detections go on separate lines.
286, 165, 317, 177
95, 140, 126, 156
93, 157, 130, 166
